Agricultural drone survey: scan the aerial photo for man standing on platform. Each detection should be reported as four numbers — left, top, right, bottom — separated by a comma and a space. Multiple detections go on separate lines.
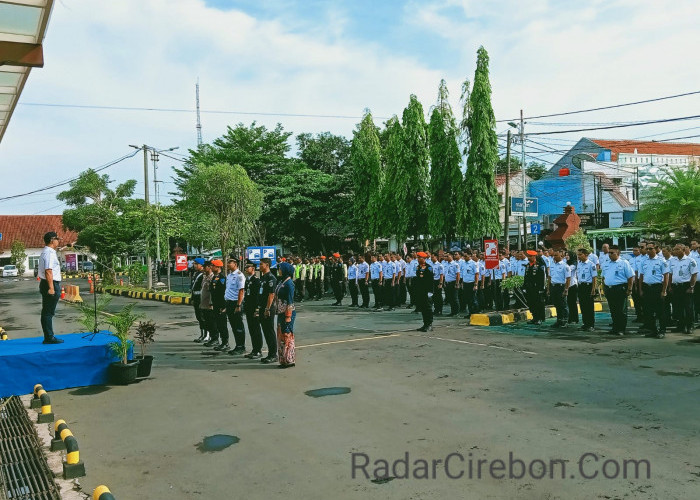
38, 231, 64, 344
414, 252, 434, 332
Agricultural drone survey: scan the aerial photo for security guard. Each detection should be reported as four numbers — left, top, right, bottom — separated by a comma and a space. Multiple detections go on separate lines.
357, 255, 370, 308
430, 253, 444, 315
524, 250, 547, 325
638, 246, 669, 338
671, 245, 697, 334
549, 249, 572, 328
576, 248, 597, 331
369, 254, 383, 309
347, 257, 359, 307
243, 262, 263, 359
191, 257, 208, 342
331, 253, 345, 306
414, 252, 434, 332
206, 259, 228, 348
601, 246, 635, 335
443, 253, 460, 316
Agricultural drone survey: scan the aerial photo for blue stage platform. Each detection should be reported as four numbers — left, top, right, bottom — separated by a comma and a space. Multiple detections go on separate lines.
0, 332, 123, 397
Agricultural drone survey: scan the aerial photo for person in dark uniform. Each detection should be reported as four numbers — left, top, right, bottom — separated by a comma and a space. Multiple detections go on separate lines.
524, 250, 547, 325
259, 258, 278, 364
199, 260, 219, 346
242, 262, 263, 359
323, 256, 333, 296
191, 257, 208, 342
205, 259, 228, 348
331, 253, 345, 306
414, 252, 434, 332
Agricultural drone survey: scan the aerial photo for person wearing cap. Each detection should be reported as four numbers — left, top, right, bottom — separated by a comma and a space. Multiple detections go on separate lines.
414, 252, 434, 332
38, 231, 64, 344
523, 250, 547, 325
225, 257, 246, 354
369, 254, 383, 310
191, 258, 209, 343
204, 260, 227, 348
357, 255, 370, 308
331, 253, 345, 306
347, 257, 359, 307
199, 261, 219, 347
242, 262, 263, 359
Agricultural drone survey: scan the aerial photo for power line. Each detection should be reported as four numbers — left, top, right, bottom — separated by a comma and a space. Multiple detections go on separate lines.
0, 150, 140, 203
497, 90, 700, 123
527, 114, 700, 136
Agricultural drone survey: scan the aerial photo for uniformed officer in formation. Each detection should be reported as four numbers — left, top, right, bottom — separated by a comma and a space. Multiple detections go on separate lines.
576, 248, 597, 332
369, 254, 383, 309
382, 253, 396, 311
357, 255, 370, 308
548, 249, 571, 328
670, 245, 697, 334
331, 253, 345, 306
347, 257, 359, 307
443, 253, 460, 316
242, 262, 263, 359
191, 257, 209, 343
638, 245, 669, 338
413, 252, 434, 332
523, 250, 547, 325
429, 253, 444, 315
207, 259, 228, 349
601, 246, 635, 336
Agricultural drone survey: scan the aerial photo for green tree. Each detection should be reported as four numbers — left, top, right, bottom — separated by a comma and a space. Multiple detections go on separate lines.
428, 79, 462, 243
58, 169, 143, 281
564, 229, 593, 252
526, 162, 547, 180
495, 155, 522, 175
350, 111, 384, 242
638, 166, 700, 238
10, 240, 26, 274
457, 46, 501, 240
379, 116, 404, 238
297, 132, 351, 177
400, 95, 430, 241
176, 163, 263, 258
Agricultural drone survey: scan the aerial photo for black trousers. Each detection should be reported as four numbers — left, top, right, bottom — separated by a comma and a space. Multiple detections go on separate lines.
567, 284, 579, 323
201, 308, 219, 341
359, 280, 370, 307
433, 281, 443, 313
492, 279, 503, 311
399, 278, 407, 305
260, 313, 277, 356
245, 310, 263, 353
445, 281, 459, 314
333, 280, 344, 304
39, 279, 61, 340
192, 297, 206, 333
416, 295, 433, 327
605, 284, 629, 333
294, 279, 305, 301
483, 279, 493, 310
642, 283, 665, 333
551, 284, 569, 325
226, 300, 245, 347
306, 279, 315, 300
383, 282, 394, 308
632, 281, 644, 320
216, 308, 228, 343
578, 283, 595, 327
672, 282, 695, 331
349, 280, 359, 305
371, 279, 382, 307
314, 277, 323, 298
462, 284, 477, 315
406, 277, 414, 306
526, 289, 546, 322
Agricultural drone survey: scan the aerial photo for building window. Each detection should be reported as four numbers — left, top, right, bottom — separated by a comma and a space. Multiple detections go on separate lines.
498, 194, 504, 204
28, 256, 40, 270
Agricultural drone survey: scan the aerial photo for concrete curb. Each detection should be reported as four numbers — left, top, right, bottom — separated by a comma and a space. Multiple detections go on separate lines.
95, 286, 191, 306
469, 299, 636, 326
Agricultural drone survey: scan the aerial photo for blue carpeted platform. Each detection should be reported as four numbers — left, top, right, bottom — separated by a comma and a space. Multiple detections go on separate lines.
0, 331, 125, 397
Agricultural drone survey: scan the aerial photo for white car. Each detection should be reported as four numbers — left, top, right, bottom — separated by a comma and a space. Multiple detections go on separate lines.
2, 265, 18, 277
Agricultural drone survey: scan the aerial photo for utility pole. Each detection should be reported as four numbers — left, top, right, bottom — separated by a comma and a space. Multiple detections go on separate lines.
142, 145, 153, 290
635, 166, 640, 211
520, 110, 527, 250
196, 79, 203, 147
504, 130, 511, 247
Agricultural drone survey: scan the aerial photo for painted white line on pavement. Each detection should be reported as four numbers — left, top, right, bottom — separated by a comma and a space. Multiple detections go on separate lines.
418, 335, 538, 355
297, 333, 402, 349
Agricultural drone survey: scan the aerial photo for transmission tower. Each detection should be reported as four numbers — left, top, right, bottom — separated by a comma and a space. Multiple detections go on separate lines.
196, 79, 203, 146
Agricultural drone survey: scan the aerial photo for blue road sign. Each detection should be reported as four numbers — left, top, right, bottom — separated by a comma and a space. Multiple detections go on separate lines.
0, 233, 3, 241
246, 246, 277, 268
510, 197, 538, 217
531, 223, 541, 235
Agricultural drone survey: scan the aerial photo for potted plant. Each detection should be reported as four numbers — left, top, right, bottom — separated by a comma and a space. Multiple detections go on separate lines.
106, 303, 143, 385
134, 320, 157, 377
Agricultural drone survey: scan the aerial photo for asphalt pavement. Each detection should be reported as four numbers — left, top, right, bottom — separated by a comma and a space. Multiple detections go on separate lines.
1, 278, 698, 499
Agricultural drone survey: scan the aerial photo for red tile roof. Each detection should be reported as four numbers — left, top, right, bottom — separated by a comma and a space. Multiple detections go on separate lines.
495, 173, 531, 187
589, 139, 700, 158
0, 215, 78, 251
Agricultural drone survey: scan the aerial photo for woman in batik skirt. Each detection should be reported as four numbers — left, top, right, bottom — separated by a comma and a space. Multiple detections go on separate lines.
275, 262, 296, 368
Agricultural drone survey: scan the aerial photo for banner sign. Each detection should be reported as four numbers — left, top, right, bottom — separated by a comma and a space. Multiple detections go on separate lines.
175, 254, 188, 272
510, 197, 538, 217
65, 253, 78, 272
484, 239, 499, 270
246, 246, 277, 268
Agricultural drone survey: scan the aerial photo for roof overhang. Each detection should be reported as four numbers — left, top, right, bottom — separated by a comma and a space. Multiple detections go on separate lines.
0, 0, 54, 144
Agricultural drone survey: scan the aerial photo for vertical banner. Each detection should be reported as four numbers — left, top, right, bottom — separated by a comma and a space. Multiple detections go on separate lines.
65, 253, 77, 272
484, 239, 499, 270
175, 254, 188, 272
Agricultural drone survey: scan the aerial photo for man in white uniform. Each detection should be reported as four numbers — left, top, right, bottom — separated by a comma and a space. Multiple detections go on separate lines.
38, 231, 64, 344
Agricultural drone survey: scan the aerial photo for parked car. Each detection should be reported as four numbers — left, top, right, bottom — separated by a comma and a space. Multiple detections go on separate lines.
80, 261, 94, 271
2, 265, 18, 277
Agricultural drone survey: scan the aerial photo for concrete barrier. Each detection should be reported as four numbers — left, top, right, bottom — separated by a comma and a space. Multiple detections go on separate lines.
30, 383, 43, 408
36, 389, 54, 423
93, 485, 116, 500
55, 421, 86, 479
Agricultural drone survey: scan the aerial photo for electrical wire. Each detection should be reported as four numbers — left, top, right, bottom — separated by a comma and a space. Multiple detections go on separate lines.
527, 114, 700, 136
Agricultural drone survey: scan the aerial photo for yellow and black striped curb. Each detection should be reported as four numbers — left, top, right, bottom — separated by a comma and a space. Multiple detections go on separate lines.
94, 286, 191, 305
52, 419, 86, 479
93, 486, 116, 500
470, 301, 609, 326
35, 388, 54, 424
62, 272, 127, 280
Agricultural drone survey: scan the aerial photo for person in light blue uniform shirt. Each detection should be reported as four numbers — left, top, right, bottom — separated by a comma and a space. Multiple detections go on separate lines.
671, 245, 697, 334
638, 246, 669, 337
347, 257, 360, 307
601, 246, 635, 335
369, 255, 383, 310
548, 249, 572, 328
382, 254, 396, 311
492, 248, 509, 311
405, 255, 418, 308
443, 253, 460, 315
460, 252, 479, 316
576, 248, 597, 331
429, 254, 444, 315
357, 255, 370, 308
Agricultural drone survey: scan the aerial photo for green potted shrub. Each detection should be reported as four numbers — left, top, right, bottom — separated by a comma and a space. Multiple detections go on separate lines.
106, 303, 143, 385
501, 275, 526, 310
134, 320, 157, 377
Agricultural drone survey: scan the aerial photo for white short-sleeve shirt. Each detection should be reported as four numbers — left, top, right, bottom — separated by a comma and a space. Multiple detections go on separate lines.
39, 246, 61, 281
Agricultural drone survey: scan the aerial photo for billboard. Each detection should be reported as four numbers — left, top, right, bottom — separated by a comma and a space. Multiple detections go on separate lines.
246, 246, 277, 268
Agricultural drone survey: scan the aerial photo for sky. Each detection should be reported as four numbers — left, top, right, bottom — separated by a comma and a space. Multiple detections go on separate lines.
1, 0, 699, 215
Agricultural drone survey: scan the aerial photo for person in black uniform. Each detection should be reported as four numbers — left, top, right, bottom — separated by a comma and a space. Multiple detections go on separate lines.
331, 253, 345, 306
242, 262, 263, 359
258, 258, 278, 364
191, 258, 208, 343
205, 259, 229, 349
523, 250, 547, 325
414, 252, 434, 332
